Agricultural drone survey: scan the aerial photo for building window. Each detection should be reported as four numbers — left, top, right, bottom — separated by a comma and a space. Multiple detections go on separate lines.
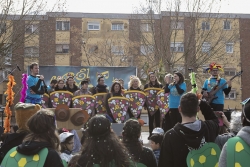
25, 24, 39, 33
202, 42, 211, 53
224, 20, 231, 30
225, 90, 236, 99
56, 44, 69, 53
226, 43, 233, 53
140, 114, 149, 126
224, 68, 236, 76
140, 45, 153, 55
202, 22, 210, 30
173, 64, 185, 74
171, 21, 184, 29
141, 23, 151, 32
0, 23, 6, 34
88, 45, 98, 53
111, 23, 124, 30
111, 45, 124, 55
56, 21, 70, 31
88, 22, 100, 30
170, 42, 184, 52
24, 47, 39, 57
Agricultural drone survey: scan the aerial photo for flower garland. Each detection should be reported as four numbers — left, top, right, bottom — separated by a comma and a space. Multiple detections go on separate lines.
208, 75, 221, 88
4, 74, 16, 133
20, 73, 28, 102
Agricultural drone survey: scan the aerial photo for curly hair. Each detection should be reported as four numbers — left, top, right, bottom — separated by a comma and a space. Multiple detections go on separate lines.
110, 82, 122, 94
128, 77, 141, 89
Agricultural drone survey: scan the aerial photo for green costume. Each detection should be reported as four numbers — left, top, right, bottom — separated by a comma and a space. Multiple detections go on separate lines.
1, 147, 48, 167
186, 143, 221, 167
227, 137, 250, 167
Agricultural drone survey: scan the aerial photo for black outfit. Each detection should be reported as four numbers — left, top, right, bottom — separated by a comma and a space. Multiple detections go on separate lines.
158, 101, 219, 167
127, 87, 142, 119
17, 141, 64, 167
90, 84, 108, 95
164, 83, 185, 132
0, 132, 28, 163
123, 142, 157, 167
54, 86, 67, 91
66, 84, 79, 94
105, 92, 123, 123
144, 82, 163, 137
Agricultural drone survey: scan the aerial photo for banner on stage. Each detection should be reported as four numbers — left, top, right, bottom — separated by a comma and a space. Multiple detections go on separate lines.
34, 66, 137, 89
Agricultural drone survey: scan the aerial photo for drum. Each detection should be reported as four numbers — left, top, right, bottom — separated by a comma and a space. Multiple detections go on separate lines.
124, 90, 146, 118
108, 97, 129, 123
94, 93, 108, 115
50, 91, 73, 108
144, 88, 162, 116
72, 95, 96, 115
157, 90, 169, 118
41, 93, 49, 108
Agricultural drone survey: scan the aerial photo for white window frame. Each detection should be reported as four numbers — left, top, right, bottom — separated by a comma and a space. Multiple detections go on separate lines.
24, 47, 39, 57
223, 20, 231, 30
170, 42, 184, 52
202, 42, 211, 53
88, 22, 100, 30
225, 90, 236, 99
141, 23, 151, 32
56, 21, 70, 31
25, 24, 39, 33
111, 23, 124, 31
140, 114, 149, 126
202, 21, 210, 30
226, 43, 233, 53
224, 68, 236, 76
171, 21, 184, 29
56, 44, 70, 53
140, 45, 154, 55
111, 45, 124, 55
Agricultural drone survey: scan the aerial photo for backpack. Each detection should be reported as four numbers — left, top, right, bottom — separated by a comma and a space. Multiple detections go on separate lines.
186, 142, 221, 167
227, 136, 250, 167
1, 146, 48, 167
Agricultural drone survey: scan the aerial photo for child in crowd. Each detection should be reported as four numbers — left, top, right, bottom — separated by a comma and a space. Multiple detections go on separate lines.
149, 134, 163, 165
59, 132, 74, 163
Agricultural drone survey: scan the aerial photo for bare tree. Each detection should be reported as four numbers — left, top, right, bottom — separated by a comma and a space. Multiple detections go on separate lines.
130, 0, 240, 85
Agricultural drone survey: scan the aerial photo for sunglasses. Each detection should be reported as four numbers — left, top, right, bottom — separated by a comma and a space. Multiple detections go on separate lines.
241, 98, 250, 123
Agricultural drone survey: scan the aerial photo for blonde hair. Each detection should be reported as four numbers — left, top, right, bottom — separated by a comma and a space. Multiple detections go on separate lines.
128, 77, 141, 88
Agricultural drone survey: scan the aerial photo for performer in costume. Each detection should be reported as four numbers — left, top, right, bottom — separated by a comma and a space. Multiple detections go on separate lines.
66, 73, 79, 93
25, 62, 45, 104
105, 81, 123, 123
164, 71, 186, 131
74, 78, 92, 96
127, 76, 143, 119
202, 62, 232, 111
89, 73, 109, 95
144, 71, 163, 138
54, 77, 67, 91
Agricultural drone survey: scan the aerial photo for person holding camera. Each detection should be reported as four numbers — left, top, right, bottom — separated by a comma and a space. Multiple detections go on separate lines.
164, 72, 186, 131
25, 62, 45, 105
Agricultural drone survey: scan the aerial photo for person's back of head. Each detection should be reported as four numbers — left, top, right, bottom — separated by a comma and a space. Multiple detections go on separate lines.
122, 119, 141, 141
78, 115, 131, 167
179, 93, 199, 118
242, 100, 250, 127
149, 134, 163, 150
24, 109, 60, 151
